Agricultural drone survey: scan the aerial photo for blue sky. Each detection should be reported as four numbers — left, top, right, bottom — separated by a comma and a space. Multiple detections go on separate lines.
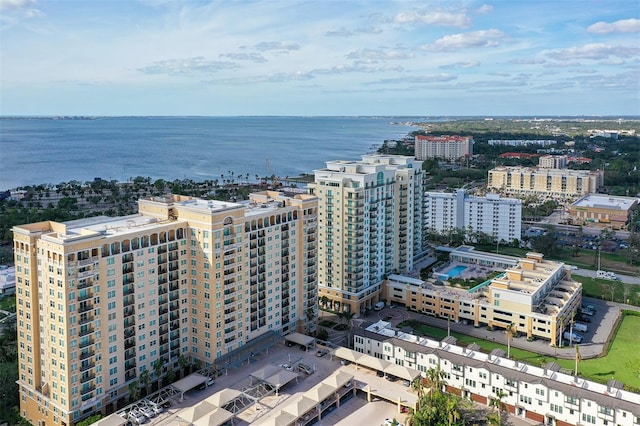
1, 0, 639, 116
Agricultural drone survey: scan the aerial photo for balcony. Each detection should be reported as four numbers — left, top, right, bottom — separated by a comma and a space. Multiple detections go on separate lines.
80, 372, 95, 384
80, 361, 95, 372
79, 325, 94, 337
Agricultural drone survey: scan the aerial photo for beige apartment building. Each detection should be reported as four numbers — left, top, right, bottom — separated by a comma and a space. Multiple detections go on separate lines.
384, 252, 582, 343
487, 166, 603, 200
569, 194, 639, 230
308, 154, 427, 315
12, 191, 317, 426
414, 135, 473, 161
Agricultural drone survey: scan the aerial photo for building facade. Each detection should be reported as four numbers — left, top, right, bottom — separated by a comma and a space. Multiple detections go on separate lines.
414, 135, 473, 161
354, 321, 640, 426
308, 154, 426, 315
569, 194, 639, 230
384, 252, 582, 343
487, 166, 603, 200
424, 190, 522, 243
12, 191, 317, 426
538, 155, 568, 169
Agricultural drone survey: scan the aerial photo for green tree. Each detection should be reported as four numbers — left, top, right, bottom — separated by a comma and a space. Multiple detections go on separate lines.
505, 323, 516, 359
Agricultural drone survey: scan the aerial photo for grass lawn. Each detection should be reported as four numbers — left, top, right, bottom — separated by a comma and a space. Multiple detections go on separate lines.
319, 320, 337, 328
572, 274, 640, 306
398, 316, 640, 390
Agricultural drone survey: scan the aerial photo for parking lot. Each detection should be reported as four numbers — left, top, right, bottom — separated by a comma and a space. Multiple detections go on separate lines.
128, 340, 412, 426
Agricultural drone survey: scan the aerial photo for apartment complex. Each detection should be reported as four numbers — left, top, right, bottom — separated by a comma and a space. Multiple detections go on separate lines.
354, 321, 640, 426
424, 190, 522, 243
569, 194, 639, 230
538, 155, 568, 169
384, 252, 582, 343
488, 139, 557, 147
12, 191, 318, 426
414, 135, 473, 161
487, 166, 603, 200
308, 154, 426, 315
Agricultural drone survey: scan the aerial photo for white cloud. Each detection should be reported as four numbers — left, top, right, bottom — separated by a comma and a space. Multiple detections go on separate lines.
0, 0, 35, 10
439, 61, 479, 69
587, 18, 640, 34
476, 4, 493, 14
366, 74, 457, 85
252, 41, 301, 52
138, 57, 239, 76
219, 52, 267, 63
545, 43, 640, 60
509, 58, 547, 65
421, 29, 507, 51
325, 26, 382, 37
347, 48, 414, 62
393, 10, 471, 28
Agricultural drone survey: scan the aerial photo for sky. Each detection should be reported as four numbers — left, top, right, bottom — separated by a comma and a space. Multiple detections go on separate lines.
1, 0, 639, 116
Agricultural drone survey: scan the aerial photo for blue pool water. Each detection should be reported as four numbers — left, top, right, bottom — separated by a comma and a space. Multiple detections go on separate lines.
446, 265, 468, 279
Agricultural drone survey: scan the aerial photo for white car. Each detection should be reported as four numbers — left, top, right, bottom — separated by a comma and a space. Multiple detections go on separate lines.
138, 405, 155, 419
127, 410, 147, 425
279, 363, 294, 371
383, 419, 403, 426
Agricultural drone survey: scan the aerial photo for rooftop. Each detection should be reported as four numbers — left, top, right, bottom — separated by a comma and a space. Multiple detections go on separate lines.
572, 194, 638, 211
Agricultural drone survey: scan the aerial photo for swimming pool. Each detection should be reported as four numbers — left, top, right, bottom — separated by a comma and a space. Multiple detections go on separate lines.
446, 265, 467, 279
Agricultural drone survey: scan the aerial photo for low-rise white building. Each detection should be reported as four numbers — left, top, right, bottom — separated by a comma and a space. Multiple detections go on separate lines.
0, 266, 15, 294
424, 189, 522, 243
353, 320, 640, 426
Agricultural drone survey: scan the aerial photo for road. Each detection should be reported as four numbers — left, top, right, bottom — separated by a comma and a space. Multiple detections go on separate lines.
572, 268, 640, 285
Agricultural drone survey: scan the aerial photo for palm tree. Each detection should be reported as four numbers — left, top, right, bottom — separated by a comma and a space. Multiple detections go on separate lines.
569, 311, 576, 346
153, 358, 164, 389
139, 370, 150, 396
178, 355, 189, 379
575, 344, 581, 376
425, 367, 446, 395
411, 377, 424, 399
128, 380, 139, 402
505, 323, 516, 359
488, 389, 506, 426
319, 295, 329, 309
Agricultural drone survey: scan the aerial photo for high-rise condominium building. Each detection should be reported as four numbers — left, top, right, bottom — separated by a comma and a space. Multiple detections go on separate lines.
12, 191, 317, 426
424, 190, 522, 243
487, 166, 603, 200
414, 135, 473, 161
308, 154, 427, 315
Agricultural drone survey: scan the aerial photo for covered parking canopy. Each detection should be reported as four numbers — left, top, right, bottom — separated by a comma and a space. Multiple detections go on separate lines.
265, 370, 299, 395
93, 414, 127, 426
322, 371, 353, 389
178, 400, 217, 423
205, 388, 242, 408
284, 332, 315, 348
171, 372, 210, 400
192, 408, 234, 426
282, 396, 317, 418
333, 347, 362, 363
250, 365, 282, 382
384, 364, 421, 382
305, 382, 335, 403
260, 411, 297, 426
356, 354, 391, 372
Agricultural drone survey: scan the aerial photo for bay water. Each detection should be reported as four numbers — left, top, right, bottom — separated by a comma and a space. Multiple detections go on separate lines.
0, 116, 418, 190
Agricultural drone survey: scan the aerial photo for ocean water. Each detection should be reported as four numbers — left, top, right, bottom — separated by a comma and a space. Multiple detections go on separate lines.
0, 116, 419, 190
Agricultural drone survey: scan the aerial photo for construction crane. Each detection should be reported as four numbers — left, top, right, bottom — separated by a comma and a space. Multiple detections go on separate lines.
265, 158, 280, 188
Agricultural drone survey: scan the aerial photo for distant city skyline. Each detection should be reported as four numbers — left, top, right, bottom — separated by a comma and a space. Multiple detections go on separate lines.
1, 0, 639, 116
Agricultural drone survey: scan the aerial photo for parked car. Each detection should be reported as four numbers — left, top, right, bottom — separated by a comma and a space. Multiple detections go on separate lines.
402, 379, 411, 387
127, 410, 147, 425
376, 370, 384, 377
286, 341, 294, 347
343, 380, 353, 388
137, 405, 155, 419
385, 375, 397, 382
279, 363, 294, 371
340, 359, 350, 366
316, 349, 328, 357
297, 363, 314, 374
383, 418, 404, 426
143, 401, 163, 415
577, 315, 591, 323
